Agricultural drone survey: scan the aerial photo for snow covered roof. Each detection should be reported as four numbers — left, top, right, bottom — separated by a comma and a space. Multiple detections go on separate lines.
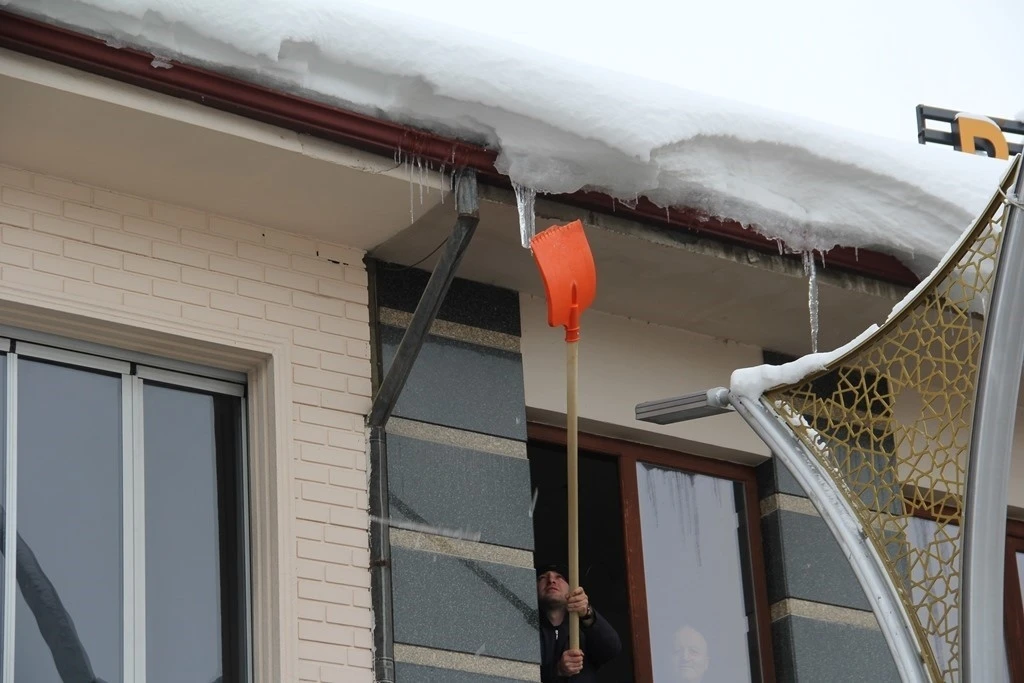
3, 0, 1011, 274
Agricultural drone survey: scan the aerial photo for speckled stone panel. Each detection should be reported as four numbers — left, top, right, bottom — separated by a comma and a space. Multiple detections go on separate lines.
380, 325, 527, 440
773, 615, 898, 682
391, 546, 540, 664
387, 433, 534, 550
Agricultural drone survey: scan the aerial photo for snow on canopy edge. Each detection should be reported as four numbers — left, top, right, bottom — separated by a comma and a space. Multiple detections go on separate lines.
730, 324, 880, 399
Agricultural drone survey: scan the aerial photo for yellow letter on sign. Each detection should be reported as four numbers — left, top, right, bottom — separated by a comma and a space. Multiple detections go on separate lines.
953, 114, 1009, 159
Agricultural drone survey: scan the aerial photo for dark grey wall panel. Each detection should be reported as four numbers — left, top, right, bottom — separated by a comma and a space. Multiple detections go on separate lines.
388, 434, 534, 550
757, 457, 808, 499
391, 546, 540, 664
763, 510, 871, 611
381, 325, 527, 440
773, 615, 898, 683
377, 264, 521, 336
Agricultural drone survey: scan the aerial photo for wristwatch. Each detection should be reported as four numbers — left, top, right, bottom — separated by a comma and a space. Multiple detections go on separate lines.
582, 606, 594, 622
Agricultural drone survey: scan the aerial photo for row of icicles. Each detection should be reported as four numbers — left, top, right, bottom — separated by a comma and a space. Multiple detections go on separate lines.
394, 151, 822, 355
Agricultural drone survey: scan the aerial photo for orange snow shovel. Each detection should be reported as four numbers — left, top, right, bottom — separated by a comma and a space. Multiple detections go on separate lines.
530, 219, 597, 651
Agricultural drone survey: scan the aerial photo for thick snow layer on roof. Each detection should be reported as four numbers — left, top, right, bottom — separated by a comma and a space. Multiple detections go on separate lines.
5, 0, 1010, 271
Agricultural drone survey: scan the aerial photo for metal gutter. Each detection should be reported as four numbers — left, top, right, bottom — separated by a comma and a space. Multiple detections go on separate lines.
0, 10, 919, 288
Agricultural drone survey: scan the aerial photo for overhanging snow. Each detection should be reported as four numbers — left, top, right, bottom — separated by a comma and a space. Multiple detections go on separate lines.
3, 0, 1010, 274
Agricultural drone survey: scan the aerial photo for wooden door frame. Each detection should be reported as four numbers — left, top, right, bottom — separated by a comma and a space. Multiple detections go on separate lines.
528, 423, 776, 683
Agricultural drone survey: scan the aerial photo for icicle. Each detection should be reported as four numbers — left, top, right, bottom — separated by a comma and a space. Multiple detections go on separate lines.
416, 158, 424, 205
803, 251, 820, 353
513, 182, 537, 248
439, 164, 447, 204
407, 157, 415, 223
619, 195, 639, 210
777, 240, 784, 256
854, 246, 859, 261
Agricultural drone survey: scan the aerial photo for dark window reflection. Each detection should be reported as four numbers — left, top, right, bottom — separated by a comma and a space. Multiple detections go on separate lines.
637, 464, 753, 683
145, 384, 223, 683
528, 442, 634, 683
16, 359, 122, 683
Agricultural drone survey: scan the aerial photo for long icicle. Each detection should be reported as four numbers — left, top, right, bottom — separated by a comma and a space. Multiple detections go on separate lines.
803, 251, 820, 353
513, 182, 537, 248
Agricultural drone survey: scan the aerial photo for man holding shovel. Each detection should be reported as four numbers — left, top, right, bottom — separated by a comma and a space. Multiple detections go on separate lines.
537, 563, 622, 681
531, 220, 615, 680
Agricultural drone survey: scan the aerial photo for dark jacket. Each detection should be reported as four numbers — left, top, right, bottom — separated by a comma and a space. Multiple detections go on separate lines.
539, 607, 622, 682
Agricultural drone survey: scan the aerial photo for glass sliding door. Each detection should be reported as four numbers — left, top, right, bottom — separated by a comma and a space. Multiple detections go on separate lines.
15, 358, 124, 683
636, 463, 755, 683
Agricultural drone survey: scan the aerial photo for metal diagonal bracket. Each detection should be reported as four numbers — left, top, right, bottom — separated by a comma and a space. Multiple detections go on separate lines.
367, 170, 479, 429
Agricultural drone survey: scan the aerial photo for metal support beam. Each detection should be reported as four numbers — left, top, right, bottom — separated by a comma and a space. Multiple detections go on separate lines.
367, 170, 479, 429
962, 163, 1024, 682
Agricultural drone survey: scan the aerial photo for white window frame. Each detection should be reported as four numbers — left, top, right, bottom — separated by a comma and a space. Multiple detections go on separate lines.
0, 336, 250, 683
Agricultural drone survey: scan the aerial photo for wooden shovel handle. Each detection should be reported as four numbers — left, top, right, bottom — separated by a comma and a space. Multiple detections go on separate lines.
567, 340, 580, 650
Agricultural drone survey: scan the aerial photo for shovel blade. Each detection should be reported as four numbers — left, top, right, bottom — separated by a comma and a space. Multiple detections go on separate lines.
530, 220, 597, 341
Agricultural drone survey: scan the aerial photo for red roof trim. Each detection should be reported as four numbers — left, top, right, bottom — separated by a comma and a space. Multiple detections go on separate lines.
0, 11, 919, 287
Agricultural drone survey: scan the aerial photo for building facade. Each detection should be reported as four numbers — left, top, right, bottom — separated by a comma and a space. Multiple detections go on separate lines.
1, 9, 1023, 683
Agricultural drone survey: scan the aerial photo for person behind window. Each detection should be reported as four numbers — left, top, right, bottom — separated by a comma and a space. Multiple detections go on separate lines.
672, 624, 710, 683
536, 562, 622, 681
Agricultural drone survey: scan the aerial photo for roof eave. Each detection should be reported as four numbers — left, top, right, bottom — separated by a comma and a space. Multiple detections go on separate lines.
0, 10, 919, 287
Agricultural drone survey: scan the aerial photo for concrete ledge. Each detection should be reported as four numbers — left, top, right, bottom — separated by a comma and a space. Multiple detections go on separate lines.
770, 598, 878, 630
394, 644, 539, 681
379, 306, 520, 353
389, 417, 527, 459
390, 528, 534, 569
761, 493, 819, 518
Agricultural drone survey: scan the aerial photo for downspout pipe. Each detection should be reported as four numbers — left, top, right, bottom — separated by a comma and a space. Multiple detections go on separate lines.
366, 258, 395, 683
367, 424, 394, 683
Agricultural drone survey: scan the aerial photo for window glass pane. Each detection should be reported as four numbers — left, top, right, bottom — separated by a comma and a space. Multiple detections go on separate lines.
528, 443, 635, 682
144, 383, 223, 683
15, 359, 122, 683
636, 463, 753, 683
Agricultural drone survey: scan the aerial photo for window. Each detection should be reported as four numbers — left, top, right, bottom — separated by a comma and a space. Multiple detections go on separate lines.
528, 425, 774, 683
0, 335, 249, 683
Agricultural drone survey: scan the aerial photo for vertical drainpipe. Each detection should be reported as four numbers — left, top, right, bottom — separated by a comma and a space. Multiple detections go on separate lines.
366, 258, 395, 683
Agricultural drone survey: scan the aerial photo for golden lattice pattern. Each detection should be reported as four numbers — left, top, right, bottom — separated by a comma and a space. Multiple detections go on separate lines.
765, 165, 1018, 683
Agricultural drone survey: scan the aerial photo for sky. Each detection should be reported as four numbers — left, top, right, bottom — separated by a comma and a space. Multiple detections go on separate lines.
374, 0, 1022, 143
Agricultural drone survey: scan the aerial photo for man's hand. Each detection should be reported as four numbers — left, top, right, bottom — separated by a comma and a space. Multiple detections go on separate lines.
557, 649, 584, 677
566, 586, 589, 618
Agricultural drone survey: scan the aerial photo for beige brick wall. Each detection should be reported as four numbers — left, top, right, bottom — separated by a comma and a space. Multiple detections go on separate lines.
0, 163, 374, 683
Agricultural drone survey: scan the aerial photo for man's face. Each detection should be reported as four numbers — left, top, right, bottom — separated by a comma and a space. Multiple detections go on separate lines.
536, 570, 569, 607
672, 626, 709, 682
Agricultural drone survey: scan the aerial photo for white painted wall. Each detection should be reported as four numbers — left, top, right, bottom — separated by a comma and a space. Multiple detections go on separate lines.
522, 293, 1024, 512
0, 164, 373, 683
520, 293, 770, 463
